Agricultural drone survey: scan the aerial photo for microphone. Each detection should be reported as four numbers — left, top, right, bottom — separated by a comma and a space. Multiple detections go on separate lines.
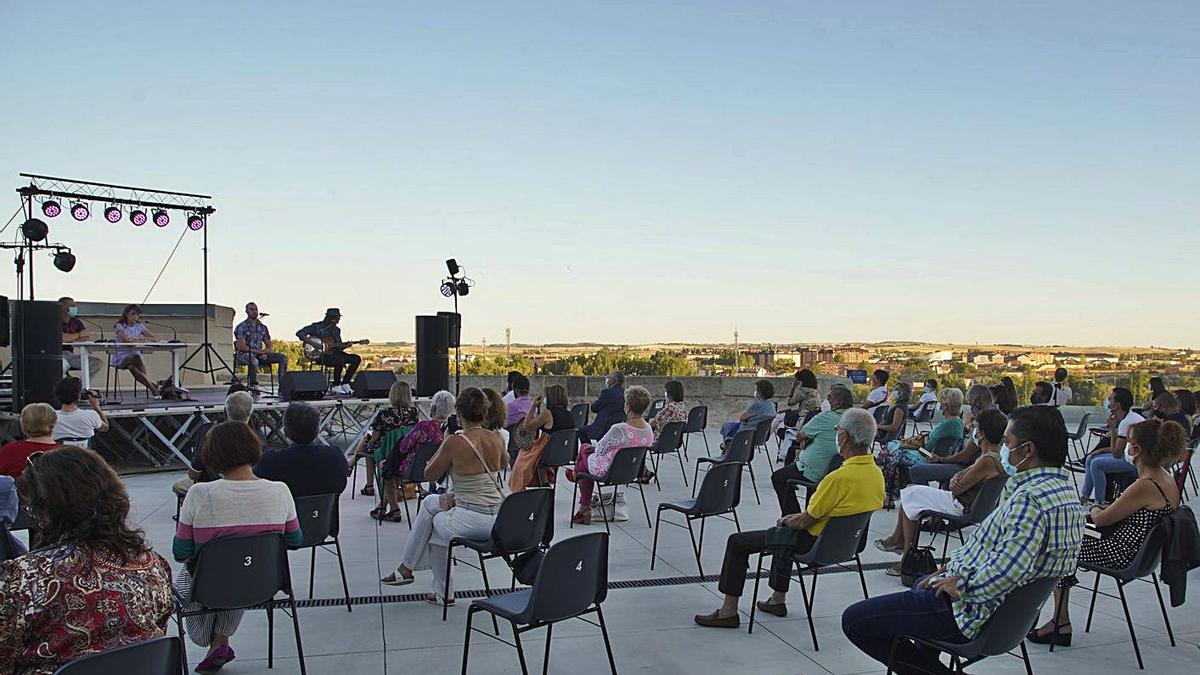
259, 312, 270, 317
143, 320, 180, 342
79, 317, 106, 341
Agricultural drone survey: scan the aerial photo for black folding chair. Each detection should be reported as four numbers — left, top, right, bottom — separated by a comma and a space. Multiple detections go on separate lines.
0, 522, 20, 563
1049, 522, 1175, 669
875, 406, 907, 449
749, 419, 773, 484
681, 405, 709, 461
570, 446, 651, 532
1064, 413, 1093, 490
462, 532, 616, 675
647, 421, 687, 489
651, 462, 742, 576
643, 398, 665, 421
908, 400, 938, 434
887, 576, 1058, 675
174, 533, 306, 674
535, 429, 578, 491
747, 511, 874, 649
289, 493, 351, 611
570, 403, 589, 430
444, 488, 556, 624
693, 428, 758, 505
400, 442, 445, 527
52, 636, 184, 675
917, 475, 1009, 560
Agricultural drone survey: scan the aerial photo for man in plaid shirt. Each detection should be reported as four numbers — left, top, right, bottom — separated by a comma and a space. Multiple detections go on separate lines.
842, 406, 1084, 674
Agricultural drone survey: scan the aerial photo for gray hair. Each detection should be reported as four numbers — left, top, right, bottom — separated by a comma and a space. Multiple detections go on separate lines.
966, 384, 993, 408
827, 384, 854, 410
431, 390, 456, 419
938, 387, 965, 416
838, 408, 877, 450
225, 391, 254, 423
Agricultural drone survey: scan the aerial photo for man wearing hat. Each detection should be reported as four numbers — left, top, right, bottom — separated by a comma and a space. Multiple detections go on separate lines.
296, 308, 365, 395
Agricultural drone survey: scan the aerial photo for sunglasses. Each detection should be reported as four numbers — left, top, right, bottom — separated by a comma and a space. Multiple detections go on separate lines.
25, 450, 46, 468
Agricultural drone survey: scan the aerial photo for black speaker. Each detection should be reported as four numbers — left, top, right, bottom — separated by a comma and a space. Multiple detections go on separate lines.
437, 311, 461, 349
352, 370, 397, 399
0, 296, 9, 348
415, 315, 449, 397
12, 300, 63, 411
279, 371, 328, 401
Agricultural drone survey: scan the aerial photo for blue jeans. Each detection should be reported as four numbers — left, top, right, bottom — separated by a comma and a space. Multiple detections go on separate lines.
842, 587, 968, 675
1080, 452, 1136, 502
720, 421, 741, 441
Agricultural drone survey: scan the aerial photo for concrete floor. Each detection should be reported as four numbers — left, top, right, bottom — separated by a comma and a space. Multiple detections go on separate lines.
115, 427, 1199, 675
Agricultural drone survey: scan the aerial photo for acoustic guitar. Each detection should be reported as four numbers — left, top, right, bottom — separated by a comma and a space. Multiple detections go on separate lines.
302, 337, 369, 361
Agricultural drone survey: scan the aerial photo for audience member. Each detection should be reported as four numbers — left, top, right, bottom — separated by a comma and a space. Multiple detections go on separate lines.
864, 369, 890, 410
1080, 387, 1144, 503
693, 408, 883, 628
172, 391, 254, 501
772, 369, 820, 438
173, 422, 302, 672
501, 370, 523, 403
376, 390, 454, 522
1149, 390, 1192, 436
1145, 376, 1167, 410
910, 384, 997, 489
380, 388, 506, 606
256, 402, 349, 497
720, 379, 776, 445
842, 406, 1084, 675
510, 385, 575, 491
580, 371, 627, 443
651, 380, 689, 438
1051, 367, 1073, 407
1030, 381, 1055, 405
874, 381, 911, 441
350, 381, 419, 498
910, 378, 939, 415
1029, 417, 1184, 645
875, 408, 1008, 574
0, 475, 21, 556
994, 376, 1019, 416
571, 386, 655, 525
771, 385, 854, 515
0, 446, 172, 673
877, 387, 963, 507
58, 296, 101, 378
0, 404, 59, 478
51, 376, 108, 444
504, 375, 532, 428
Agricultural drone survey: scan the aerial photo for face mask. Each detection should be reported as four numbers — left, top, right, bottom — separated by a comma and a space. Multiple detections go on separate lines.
1103, 400, 1112, 413
999, 441, 1029, 476
67, 306, 78, 317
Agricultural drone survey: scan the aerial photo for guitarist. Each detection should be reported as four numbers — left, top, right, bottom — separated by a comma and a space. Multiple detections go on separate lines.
296, 308, 364, 394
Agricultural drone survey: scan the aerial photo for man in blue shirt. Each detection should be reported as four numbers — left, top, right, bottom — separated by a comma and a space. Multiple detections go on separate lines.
255, 402, 348, 498
296, 308, 362, 394
580, 371, 626, 442
720, 379, 777, 445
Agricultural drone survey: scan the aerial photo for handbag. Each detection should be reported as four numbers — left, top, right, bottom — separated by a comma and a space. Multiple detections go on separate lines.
590, 491, 629, 522
899, 544, 937, 588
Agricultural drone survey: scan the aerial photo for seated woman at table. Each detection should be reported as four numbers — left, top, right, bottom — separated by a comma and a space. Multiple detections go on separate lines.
112, 303, 161, 397
1028, 417, 1183, 646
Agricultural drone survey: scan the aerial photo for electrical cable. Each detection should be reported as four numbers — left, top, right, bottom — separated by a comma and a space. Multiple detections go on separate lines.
140, 227, 190, 304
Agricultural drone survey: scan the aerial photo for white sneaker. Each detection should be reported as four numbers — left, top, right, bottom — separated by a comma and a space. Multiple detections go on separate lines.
331, 384, 351, 395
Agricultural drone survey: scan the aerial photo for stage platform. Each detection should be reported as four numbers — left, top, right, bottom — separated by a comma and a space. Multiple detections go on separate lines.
0, 386, 413, 473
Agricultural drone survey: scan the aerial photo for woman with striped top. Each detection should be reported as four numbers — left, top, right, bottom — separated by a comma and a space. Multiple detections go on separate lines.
174, 422, 302, 673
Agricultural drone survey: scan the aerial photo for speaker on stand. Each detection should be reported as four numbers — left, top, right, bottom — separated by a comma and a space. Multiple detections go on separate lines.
11, 300, 63, 411
415, 315, 449, 397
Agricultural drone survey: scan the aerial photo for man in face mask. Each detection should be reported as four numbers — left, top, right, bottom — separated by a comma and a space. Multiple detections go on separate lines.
1079, 387, 1143, 503
843, 405, 1084, 674
58, 296, 101, 379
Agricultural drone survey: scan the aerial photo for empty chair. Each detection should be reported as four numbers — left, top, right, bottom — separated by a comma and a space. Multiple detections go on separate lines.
1064, 413, 1093, 489
461, 532, 616, 675
693, 428, 759, 505
399, 442, 445, 526
52, 636, 184, 675
535, 429, 578, 489
443, 488, 556, 623
749, 419, 773, 481
885, 577, 1058, 675
747, 511, 874, 649
651, 462, 743, 576
174, 533, 307, 674
681, 405, 709, 460
917, 475, 1008, 560
644, 398, 665, 421
570, 403, 589, 430
289, 493, 351, 611
647, 421, 687, 489
571, 446, 651, 532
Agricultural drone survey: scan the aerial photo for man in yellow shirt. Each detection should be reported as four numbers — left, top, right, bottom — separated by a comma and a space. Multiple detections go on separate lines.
695, 408, 884, 628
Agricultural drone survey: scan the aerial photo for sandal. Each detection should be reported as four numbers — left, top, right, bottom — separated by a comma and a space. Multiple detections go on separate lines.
384, 510, 404, 523
425, 593, 455, 606
1026, 623, 1072, 646
380, 571, 415, 586
571, 510, 592, 525
369, 506, 389, 520
360, 485, 375, 497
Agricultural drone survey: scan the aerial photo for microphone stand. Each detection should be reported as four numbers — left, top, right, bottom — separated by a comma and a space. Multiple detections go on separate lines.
79, 317, 106, 341
143, 320, 180, 342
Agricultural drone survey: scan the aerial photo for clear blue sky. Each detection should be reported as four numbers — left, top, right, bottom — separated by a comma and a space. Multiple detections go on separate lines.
2, 2, 1197, 348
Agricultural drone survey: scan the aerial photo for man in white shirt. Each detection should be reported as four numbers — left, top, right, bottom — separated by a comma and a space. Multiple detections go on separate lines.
910, 378, 938, 415
1079, 386, 1143, 503
1050, 367, 1073, 407
51, 376, 108, 444
863, 370, 890, 410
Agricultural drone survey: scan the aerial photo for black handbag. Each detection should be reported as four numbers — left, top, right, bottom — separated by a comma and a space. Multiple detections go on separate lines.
899, 544, 937, 588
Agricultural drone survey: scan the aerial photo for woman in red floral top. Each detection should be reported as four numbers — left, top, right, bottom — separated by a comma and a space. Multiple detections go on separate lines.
0, 447, 173, 674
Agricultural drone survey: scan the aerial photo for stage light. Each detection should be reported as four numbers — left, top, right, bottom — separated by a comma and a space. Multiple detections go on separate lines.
70, 202, 90, 221
42, 200, 61, 218
446, 259, 460, 275
104, 205, 122, 223
187, 213, 204, 230
130, 209, 147, 226
21, 218, 49, 241
153, 210, 169, 227
53, 250, 76, 272
440, 281, 455, 297
457, 280, 470, 296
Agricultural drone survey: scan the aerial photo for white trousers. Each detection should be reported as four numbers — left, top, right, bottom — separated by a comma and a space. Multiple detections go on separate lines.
899, 484, 964, 520
399, 494, 496, 599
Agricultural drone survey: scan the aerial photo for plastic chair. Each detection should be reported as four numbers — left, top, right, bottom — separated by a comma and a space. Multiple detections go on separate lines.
570, 403, 589, 430
534, 430, 578, 491
747, 511, 874, 649
350, 426, 407, 502
647, 421, 687, 489
693, 428, 759, 505
644, 398, 665, 421
400, 442, 445, 527
917, 475, 1009, 560
887, 576, 1058, 675
876, 406, 907, 448
750, 418, 773, 483
908, 400, 938, 433
1050, 523, 1175, 669
52, 636, 184, 675
174, 533, 307, 674
1064, 413, 1093, 489
443, 488, 556, 624
289, 493, 351, 611
651, 462, 743, 576
571, 446, 651, 532
681, 405, 709, 460
461, 532, 616, 675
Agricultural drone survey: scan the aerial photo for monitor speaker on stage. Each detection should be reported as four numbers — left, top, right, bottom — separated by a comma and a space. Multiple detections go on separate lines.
352, 370, 397, 399
415, 315, 449, 397
279, 371, 328, 401
437, 311, 461, 349
11, 300, 63, 411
